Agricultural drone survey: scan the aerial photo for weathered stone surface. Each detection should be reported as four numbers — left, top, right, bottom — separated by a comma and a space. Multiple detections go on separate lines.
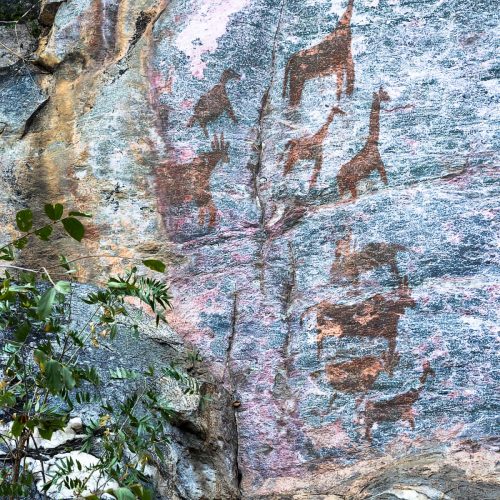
0, 0, 498, 498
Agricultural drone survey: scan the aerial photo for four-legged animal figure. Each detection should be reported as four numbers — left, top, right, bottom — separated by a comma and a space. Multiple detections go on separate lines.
302, 276, 415, 360
283, 106, 345, 188
283, 0, 355, 106
330, 232, 406, 283
188, 69, 240, 137
363, 362, 434, 441
156, 134, 229, 227
337, 87, 390, 199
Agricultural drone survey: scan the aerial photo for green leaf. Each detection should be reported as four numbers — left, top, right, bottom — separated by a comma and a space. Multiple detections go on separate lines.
112, 487, 136, 500
54, 281, 71, 295
142, 259, 166, 273
0, 391, 16, 407
13, 236, 28, 249
45, 360, 63, 393
37, 287, 57, 320
0, 245, 14, 261
109, 367, 139, 380
44, 203, 64, 221
61, 217, 85, 242
11, 417, 25, 437
16, 209, 33, 232
14, 322, 30, 342
68, 211, 92, 218
38, 428, 53, 440
34, 348, 50, 370
60, 365, 76, 390
35, 225, 53, 241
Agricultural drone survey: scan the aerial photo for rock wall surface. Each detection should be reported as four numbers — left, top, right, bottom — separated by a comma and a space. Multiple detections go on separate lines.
0, 0, 499, 498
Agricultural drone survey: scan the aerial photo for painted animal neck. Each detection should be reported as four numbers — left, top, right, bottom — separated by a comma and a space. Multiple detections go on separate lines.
338, 0, 354, 28
314, 111, 338, 140
368, 92, 381, 144
199, 152, 222, 172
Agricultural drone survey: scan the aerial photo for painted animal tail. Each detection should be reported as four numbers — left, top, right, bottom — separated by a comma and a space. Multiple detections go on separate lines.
283, 59, 291, 98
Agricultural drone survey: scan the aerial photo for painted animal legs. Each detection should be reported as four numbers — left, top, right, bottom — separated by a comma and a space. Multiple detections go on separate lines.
198, 206, 206, 226
345, 48, 355, 96
208, 203, 217, 227
284, 150, 298, 175
336, 65, 344, 101
377, 161, 388, 184
309, 154, 323, 188
226, 101, 238, 123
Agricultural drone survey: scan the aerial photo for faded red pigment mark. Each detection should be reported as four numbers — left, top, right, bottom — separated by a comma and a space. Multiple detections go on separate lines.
330, 231, 407, 283
283, 106, 345, 188
283, 0, 355, 105
337, 87, 390, 199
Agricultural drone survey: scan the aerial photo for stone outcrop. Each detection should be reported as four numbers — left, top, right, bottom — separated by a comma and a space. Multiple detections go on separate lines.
0, 0, 498, 498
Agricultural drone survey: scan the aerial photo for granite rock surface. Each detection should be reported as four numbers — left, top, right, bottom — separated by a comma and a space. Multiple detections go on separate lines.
0, 0, 498, 498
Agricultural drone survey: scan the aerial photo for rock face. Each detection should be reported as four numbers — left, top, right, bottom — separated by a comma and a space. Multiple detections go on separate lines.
0, 0, 498, 498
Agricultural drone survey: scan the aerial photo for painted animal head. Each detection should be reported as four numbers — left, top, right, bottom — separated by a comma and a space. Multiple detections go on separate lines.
377, 86, 390, 102
210, 133, 230, 164
328, 106, 346, 120
221, 68, 241, 83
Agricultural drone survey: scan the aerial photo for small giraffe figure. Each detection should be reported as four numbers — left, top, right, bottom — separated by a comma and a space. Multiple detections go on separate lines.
337, 87, 390, 199
187, 69, 240, 137
283, 106, 346, 188
283, 0, 355, 106
156, 134, 229, 227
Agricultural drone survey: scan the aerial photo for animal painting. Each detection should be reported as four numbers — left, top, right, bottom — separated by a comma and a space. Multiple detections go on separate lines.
156, 134, 229, 227
302, 276, 415, 363
325, 355, 390, 393
363, 362, 434, 441
337, 87, 390, 199
331, 232, 407, 283
283, 106, 345, 188
188, 69, 240, 137
283, 0, 355, 106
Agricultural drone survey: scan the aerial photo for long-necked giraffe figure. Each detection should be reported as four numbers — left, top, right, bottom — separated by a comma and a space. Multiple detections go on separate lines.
283, 106, 345, 188
337, 87, 390, 199
283, 0, 355, 106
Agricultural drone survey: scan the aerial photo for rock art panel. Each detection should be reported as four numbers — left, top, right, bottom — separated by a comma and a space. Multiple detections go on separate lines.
0, 0, 498, 498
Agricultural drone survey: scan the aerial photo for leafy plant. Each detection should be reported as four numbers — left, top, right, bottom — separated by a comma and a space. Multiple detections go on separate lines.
0, 204, 200, 499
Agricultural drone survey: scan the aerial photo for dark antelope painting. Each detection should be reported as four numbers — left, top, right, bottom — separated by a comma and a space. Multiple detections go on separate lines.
156, 134, 229, 227
330, 232, 407, 283
302, 276, 415, 363
188, 69, 240, 137
363, 362, 435, 441
283, 0, 355, 106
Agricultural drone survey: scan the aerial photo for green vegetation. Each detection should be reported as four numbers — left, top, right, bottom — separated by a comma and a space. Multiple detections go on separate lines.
0, 204, 200, 499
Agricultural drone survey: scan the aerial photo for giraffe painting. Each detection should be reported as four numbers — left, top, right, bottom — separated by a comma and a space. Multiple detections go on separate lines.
283, 0, 355, 106
336, 87, 390, 199
283, 106, 345, 188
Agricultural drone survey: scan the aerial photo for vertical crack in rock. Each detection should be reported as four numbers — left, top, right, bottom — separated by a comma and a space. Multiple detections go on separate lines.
282, 241, 297, 378
224, 290, 243, 494
253, 0, 287, 292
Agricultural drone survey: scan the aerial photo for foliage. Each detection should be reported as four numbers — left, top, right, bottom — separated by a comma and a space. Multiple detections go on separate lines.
0, 204, 201, 499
